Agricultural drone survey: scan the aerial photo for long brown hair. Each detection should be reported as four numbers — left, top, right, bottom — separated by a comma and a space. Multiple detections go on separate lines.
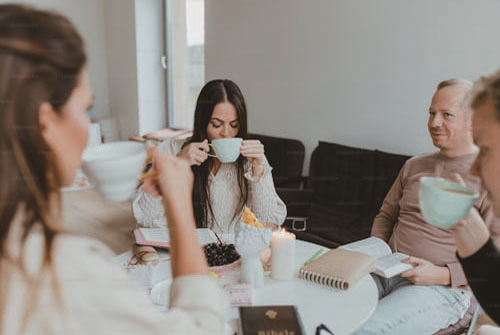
189, 79, 248, 230
0, 4, 86, 329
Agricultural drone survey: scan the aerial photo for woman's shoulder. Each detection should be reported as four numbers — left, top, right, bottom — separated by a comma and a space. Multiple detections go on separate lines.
55, 233, 114, 256
158, 136, 191, 155
51, 234, 121, 280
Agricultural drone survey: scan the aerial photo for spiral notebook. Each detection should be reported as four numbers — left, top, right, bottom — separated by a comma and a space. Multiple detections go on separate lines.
299, 248, 376, 290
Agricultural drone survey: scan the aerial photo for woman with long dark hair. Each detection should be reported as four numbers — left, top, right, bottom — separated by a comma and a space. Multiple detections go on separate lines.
134, 79, 286, 232
0, 4, 226, 334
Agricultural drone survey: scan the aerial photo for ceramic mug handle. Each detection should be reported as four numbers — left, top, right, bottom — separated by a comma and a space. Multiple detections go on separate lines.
207, 143, 217, 157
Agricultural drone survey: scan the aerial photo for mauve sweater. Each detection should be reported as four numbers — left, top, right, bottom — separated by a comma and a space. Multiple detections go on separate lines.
371, 151, 500, 287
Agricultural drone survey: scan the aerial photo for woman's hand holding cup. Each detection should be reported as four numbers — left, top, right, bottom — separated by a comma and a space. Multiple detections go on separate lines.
240, 140, 265, 165
241, 140, 266, 176
142, 147, 194, 207
177, 139, 210, 166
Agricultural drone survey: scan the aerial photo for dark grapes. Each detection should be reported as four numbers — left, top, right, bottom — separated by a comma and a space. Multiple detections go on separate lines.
203, 243, 240, 267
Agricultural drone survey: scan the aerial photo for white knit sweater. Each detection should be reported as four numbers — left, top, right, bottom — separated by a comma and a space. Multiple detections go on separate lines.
133, 137, 287, 234
4, 210, 228, 335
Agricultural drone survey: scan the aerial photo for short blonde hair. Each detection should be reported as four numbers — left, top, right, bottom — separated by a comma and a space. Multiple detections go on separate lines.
469, 69, 500, 122
436, 78, 473, 116
436, 78, 473, 91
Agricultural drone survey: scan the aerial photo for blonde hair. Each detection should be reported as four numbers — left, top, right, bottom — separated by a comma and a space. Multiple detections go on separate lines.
436, 78, 473, 116
469, 69, 500, 122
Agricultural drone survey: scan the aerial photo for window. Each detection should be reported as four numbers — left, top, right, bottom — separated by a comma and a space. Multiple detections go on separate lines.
164, 0, 205, 129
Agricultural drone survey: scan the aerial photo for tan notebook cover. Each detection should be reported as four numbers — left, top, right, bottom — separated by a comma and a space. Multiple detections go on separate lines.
299, 248, 376, 290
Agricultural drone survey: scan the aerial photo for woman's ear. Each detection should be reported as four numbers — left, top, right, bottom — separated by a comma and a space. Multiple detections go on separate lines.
38, 102, 57, 144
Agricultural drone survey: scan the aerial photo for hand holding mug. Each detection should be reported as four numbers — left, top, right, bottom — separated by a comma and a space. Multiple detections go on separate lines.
240, 139, 265, 166
143, 147, 194, 205
177, 139, 210, 166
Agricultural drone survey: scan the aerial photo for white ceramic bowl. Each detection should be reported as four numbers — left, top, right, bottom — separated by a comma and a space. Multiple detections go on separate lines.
81, 141, 147, 202
419, 176, 479, 229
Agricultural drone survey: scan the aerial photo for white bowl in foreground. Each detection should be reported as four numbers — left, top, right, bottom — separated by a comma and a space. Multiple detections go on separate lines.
81, 141, 146, 202
419, 176, 479, 229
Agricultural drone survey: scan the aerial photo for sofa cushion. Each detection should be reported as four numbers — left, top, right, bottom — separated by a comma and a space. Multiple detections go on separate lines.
248, 133, 305, 188
281, 141, 410, 247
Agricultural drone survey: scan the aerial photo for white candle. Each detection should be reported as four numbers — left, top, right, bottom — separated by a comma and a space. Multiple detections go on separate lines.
271, 229, 296, 280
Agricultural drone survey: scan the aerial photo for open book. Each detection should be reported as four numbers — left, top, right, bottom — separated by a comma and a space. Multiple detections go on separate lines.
339, 237, 412, 278
133, 228, 218, 249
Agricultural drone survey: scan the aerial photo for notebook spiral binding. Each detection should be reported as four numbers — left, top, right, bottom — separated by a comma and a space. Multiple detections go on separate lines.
299, 269, 347, 290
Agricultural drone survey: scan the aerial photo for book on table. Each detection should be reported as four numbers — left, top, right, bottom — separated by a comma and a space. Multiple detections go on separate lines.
339, 236, 412, 278
298, 237, 412, 290
238, 305, 305, 335
299, 248, 376, 290
133, 227, 218, 249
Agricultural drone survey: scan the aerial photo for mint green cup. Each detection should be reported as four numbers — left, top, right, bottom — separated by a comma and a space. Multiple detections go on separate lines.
418, 176, 479, 229
209, 138, 243, 163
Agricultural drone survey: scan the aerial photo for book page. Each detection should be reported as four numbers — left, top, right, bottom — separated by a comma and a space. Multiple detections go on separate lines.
139, 228, 169, 243
137, 228, 217, 245
339, 237, 392, 259
374, 252, 412, 278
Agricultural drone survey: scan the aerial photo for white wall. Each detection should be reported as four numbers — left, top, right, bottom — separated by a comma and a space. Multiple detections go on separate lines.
104, 0, 139, 140
1, 0, 150, 141
206, 0, 500, 172
0, 0, 111, 122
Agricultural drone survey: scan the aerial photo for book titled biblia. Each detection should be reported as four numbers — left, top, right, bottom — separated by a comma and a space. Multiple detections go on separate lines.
133, 228, 218, 249
339, 236, 412, 278
238, 305, 305, 335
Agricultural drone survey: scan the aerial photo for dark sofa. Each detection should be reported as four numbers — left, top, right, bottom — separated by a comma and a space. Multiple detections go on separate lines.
279, 141, 410, 248
248, 133, 305, 188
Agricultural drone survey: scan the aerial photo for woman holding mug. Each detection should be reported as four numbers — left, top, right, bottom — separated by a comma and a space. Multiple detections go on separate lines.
134, 79, 286, 233
0, 4, 226, 334
449, 70, 500, 324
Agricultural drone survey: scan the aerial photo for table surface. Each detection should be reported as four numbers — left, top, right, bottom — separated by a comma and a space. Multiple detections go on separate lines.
116, 239, 378, 335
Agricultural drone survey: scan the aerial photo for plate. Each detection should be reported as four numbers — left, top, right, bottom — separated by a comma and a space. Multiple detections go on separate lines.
150, 278, 172, 306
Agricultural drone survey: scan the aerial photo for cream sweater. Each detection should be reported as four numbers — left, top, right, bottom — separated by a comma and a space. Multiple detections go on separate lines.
133, 137, 287, 233
4, 212, 228, 335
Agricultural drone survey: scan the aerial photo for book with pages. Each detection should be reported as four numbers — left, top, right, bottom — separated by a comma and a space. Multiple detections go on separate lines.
339, 236, 412, 278
133, 228, 218, 249
299, 248, 376, 290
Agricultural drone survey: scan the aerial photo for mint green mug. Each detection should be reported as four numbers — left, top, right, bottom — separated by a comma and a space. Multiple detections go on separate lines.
419, 176, 479, 229
208, 138, 243, 163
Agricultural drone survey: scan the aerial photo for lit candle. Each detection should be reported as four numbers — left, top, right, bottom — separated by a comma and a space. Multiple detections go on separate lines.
271, 229, 296, 280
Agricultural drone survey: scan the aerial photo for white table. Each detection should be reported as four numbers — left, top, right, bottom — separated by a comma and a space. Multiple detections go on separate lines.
117, 239, 378, 335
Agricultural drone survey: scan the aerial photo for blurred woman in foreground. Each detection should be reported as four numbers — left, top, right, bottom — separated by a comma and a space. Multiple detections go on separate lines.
451, 70, 500, 324
0, 4, 226, 334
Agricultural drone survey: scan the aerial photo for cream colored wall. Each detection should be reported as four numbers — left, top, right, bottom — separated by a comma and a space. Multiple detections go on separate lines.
205, 0, 500, 171
0, 0, 111, 123
6, 0, 166, 140
104, 0, 140, 140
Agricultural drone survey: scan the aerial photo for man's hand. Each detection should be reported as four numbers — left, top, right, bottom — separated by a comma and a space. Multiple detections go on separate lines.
400, 256, 451, 286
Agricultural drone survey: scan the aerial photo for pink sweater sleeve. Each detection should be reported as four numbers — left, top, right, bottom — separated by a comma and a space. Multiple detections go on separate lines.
371, 166, 405, 242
